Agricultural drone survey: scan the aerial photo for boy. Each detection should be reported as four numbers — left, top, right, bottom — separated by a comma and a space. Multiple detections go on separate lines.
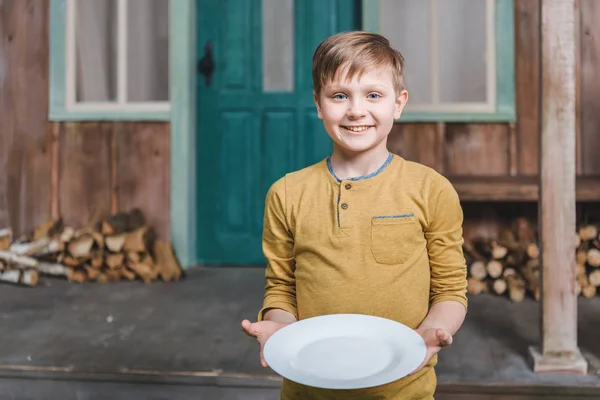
242, 31, 467, 399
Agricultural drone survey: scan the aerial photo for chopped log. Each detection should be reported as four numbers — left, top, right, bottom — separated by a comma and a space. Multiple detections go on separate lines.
0, 228, 12, 250
85, 266, 101, 281
61, 255, 82, 267
492, 278, 507, 295
68, 234, 94, 258
37, 262, 69, 277
106, 234, 126, 253
120, 267, 137, 281
129, 262, 158, 284
106, 253, 124, 270
105, 269, 121, 282
0, 251, 38, 268
128, 209, 147, 231
521, 259, 540, 301
467, 278, 488, 295
33, 218, 62, 241
60, 227, 75, 243
67, 269, 87, 283
503, 267, 517, 278
127, 251, 141, 265
90, 252, 104, 269
9, 237, 63, 257
101, 220, 116, 236
491, 242, 508, 259
486, 260, 504, 279
154, 241, 183, 282
527, 243, 540, 259
579, 225, 598, 241
506, 274, 526, 303
469, 260, 487, 280
124, 226, 154, 253
576, 249, 587, 265
0, 269, 39, 287
588, 270, 600, 287
587, 248, 600, 267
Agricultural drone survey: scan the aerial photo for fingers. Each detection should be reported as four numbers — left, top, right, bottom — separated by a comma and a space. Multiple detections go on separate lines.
435, 329, 453, 346
241, 320, 270, 368
241, 319, 258, 337
260, 346, 269, 368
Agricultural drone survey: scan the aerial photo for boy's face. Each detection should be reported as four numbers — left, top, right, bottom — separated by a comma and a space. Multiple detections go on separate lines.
314, 65, 408, 156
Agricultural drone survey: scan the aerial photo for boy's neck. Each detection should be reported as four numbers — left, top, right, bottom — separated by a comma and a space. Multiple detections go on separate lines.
329, 146, 391, 180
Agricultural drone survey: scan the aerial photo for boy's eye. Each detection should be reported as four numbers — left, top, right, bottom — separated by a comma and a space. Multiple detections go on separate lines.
333, 94, 347, 100
367, 93, 381, 99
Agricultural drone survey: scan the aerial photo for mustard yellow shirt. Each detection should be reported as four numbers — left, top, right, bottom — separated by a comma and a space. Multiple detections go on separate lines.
258, 153, 468, 400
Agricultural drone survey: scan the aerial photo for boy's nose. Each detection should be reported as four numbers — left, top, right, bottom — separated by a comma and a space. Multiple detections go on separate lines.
346, 101, 367, 119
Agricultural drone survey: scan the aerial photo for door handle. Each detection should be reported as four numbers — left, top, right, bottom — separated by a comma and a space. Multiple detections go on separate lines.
198, 41, 215, 86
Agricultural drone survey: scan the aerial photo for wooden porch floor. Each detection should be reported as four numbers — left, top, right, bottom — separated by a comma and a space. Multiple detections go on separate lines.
0, 266, 599, 399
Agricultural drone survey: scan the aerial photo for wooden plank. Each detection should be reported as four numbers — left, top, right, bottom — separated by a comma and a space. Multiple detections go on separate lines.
116, 123, 171, 241
444, 124, 509, 176
533, 0, 586, 374
451, 176, 600, 202
514, 0, 541, 176
580, 0, 600, 175
387, 123, 439, 171
575, 0, 583, 175
0, 0, 52, 235
59, 123, 112, 229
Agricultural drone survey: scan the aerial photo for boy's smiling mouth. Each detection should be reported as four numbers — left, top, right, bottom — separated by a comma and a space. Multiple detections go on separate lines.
341, 125, 374, 133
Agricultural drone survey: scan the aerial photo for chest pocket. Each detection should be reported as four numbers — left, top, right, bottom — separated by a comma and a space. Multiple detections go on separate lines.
370, 214, 422, 265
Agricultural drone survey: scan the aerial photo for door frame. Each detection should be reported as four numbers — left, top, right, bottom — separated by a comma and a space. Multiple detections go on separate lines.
170, 0, 198, 268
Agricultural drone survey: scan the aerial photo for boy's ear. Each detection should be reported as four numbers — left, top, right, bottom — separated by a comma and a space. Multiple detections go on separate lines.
313, 92, 323, 119
394, 90, 409, 120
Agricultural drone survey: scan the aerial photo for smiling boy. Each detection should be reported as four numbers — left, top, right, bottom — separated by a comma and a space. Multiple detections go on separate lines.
242, 31, 468, 399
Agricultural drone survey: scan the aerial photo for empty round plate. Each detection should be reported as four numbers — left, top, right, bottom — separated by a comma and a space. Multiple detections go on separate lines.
263, 313, 426, 389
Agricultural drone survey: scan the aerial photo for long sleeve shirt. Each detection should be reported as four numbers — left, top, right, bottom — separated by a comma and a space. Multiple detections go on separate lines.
258, 153, 468, 400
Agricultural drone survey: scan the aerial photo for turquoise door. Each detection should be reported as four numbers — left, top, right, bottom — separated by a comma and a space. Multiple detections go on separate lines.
196, 0, 357, 265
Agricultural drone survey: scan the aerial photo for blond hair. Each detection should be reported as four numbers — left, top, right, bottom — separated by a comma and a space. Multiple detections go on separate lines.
312, 31, 405, 97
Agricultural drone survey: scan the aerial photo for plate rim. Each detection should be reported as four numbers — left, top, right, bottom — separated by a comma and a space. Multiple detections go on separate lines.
263, 313, 427, 390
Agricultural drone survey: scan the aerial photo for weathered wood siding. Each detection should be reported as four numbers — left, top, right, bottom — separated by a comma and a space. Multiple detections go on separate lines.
2, 0, 600, 242
0, 1, 171, 240
0, 0, 52, 236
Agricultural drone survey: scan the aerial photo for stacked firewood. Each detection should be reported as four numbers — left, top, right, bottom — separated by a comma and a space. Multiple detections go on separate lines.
465, 217, 600, 302
0, 209, 183, 287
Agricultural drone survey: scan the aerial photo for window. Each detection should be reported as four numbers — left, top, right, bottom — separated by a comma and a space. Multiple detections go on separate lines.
362, 0, 515, 122
50, 0, 171, 120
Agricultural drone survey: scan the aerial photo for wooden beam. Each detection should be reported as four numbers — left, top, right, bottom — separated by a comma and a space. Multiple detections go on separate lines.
529, 0, 587, 374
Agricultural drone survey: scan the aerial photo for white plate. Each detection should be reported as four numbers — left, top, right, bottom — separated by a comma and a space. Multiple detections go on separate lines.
263, 313, 426, 389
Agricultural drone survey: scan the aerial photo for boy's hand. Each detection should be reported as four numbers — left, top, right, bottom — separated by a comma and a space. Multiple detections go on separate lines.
241, 319, 291, 368
409, 327, 453, 375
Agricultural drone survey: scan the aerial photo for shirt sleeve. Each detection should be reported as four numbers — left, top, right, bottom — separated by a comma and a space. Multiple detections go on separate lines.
257, 177, 298, 321
424, 175, 468, 310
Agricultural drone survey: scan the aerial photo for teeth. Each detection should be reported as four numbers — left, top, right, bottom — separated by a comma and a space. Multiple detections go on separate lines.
343, 126, 371, 132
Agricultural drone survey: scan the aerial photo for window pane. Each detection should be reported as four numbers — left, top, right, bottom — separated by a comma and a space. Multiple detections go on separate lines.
262, 0, 294, 92
437, 0, 488, 103
127, 0, 170, 102
379, 0, 431, 104
75, 0, 118, 102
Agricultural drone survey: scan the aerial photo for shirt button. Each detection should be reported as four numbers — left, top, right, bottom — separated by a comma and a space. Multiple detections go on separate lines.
341, 203, 348, 210
345, 183, 352, 190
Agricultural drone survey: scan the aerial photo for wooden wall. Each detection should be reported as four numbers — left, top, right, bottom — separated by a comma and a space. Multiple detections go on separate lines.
0, 1, 171, 240
2, 0, 600, 242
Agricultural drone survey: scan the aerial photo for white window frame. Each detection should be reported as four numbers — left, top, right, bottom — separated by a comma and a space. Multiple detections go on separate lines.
362, 0, 516, 122
50, 0, 172, 121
